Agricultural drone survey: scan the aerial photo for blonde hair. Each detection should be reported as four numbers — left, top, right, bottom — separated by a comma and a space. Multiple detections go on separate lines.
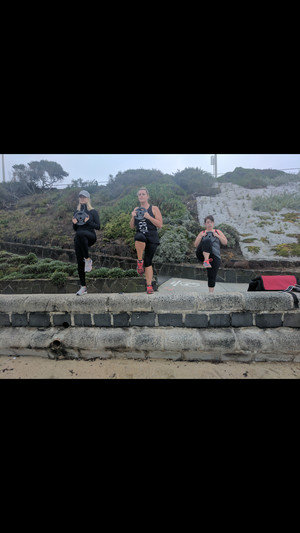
77, 198, 93, 211
138, 187, 150, 198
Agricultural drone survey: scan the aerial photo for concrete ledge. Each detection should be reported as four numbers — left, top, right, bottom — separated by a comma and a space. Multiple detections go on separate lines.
0, 291, 298, 315
0, 327, 299, 362
0, 293, 299, 361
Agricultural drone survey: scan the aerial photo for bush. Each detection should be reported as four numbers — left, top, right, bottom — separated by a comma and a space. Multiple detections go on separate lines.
218, 224, 240, 248
155, 226, 192, 264
23, 252, 38, 264
87, 267, 138, 279
50, 270, 68, 287
272, 243, 300, 257
103, 213, 134, 247
252, 193, 300, 212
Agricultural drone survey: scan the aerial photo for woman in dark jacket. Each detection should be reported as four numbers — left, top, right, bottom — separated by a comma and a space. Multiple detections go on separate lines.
72, 190, 100, 296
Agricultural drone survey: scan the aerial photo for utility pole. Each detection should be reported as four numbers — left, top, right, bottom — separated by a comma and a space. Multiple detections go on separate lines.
210, 154, 218, 178
1, 154, 5, 182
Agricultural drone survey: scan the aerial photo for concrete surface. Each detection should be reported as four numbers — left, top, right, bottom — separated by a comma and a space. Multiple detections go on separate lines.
0, 282, 299, 363
158, 277, 249, 294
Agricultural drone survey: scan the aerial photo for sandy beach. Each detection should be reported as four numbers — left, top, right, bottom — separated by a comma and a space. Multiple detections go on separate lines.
1, 355, 300, 379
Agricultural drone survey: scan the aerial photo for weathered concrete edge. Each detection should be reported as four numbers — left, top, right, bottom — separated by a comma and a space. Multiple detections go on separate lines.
0, 327, 299, 362
0, 291, 298, 313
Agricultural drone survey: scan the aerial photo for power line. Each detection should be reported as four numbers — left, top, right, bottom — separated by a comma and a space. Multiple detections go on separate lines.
55, 181, 109, 188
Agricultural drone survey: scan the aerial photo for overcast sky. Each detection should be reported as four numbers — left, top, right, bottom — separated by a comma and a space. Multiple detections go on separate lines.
2, 154, 300, 186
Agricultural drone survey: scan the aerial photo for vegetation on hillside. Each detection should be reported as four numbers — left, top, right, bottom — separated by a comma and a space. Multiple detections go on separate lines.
252, 193, 300, 212
6, 163, 297, 263
219, 167, 300, 189
0, 251, 138, 284
1, 165, 233, 264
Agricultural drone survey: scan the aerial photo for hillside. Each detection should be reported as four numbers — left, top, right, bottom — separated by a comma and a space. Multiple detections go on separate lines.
0, 168, 240, 264
218, 166, 300, 189
0, 166, 299, 264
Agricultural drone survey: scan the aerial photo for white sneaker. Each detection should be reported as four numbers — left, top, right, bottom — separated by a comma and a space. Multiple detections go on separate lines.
76, 286, 87, 296
84, 258, 93, 272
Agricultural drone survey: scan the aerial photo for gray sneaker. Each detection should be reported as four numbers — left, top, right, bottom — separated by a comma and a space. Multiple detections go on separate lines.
84, 258, 93, 272
76, 286, 87, 296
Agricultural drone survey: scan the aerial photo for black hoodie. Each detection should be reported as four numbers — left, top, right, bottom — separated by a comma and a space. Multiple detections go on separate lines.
73, 204, 100, 235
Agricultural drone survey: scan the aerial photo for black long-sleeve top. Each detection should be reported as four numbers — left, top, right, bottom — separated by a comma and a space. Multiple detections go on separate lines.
73, 207, 100, 235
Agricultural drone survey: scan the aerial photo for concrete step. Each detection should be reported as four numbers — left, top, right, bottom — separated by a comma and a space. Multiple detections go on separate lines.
0, 291, 299, 362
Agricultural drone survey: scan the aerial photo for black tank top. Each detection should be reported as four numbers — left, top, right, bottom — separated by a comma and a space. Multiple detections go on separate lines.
135, 205, 160, 244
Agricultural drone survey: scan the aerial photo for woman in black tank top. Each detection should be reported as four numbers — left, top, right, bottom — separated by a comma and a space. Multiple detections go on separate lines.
130, 188, 163, 294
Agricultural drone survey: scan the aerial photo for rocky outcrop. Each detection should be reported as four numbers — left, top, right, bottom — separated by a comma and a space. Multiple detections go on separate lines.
197, 182, 300, 261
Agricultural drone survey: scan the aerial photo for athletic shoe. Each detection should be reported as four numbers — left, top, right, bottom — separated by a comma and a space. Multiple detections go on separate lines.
203, 260, 212, 268
146, 285, 154, 294
84, 258, 93, 272
76, 286, 87, 296
137, 260, 144, 275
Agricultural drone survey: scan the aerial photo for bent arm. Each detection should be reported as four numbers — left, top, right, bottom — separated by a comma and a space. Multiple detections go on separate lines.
146, 206, 163, 228
130, 207, 138, 229
216, 230, 227, 245
194, 231, 205, 248
85, 210, 100, 231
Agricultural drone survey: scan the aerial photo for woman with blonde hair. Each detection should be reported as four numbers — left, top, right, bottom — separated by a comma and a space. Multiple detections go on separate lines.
130, 187, 163, 294
72, 190, 100, 296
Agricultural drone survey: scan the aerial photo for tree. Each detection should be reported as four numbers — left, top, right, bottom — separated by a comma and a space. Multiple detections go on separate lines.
173, 167, 215, 195
12, 160, 69, 190
11, 164, 39, 195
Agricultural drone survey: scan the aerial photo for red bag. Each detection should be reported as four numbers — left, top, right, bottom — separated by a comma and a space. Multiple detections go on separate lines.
261, 275, 298, 291
248, 275, 300, 308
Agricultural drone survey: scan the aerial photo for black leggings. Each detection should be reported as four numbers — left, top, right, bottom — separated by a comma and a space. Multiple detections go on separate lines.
135, 232, 159, 268
196, 240, 221, 288
74, 230, 97, 286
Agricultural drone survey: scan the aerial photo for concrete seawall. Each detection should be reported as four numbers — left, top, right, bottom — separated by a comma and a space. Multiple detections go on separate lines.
0, 292, 299, 362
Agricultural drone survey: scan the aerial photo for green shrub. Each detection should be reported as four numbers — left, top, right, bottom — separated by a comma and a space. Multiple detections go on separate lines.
50, 270, 68, 287
107, 267, 128, 278
155, 226, 192, 264
173, 167, 215, 195
272, 243, 300, 257
88, 267, 111, 278
103, 213, 133, 246
0, 255, 138, 280
124, 269, 139, 278
87, 267, 138, 279
22, 252, 38, 264
252, 193, 300, 212
218, 224, 240, 248
247, 246, 260, 254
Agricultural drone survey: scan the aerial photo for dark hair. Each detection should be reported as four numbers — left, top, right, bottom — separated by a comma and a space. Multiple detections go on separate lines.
204, 215, 214, 223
